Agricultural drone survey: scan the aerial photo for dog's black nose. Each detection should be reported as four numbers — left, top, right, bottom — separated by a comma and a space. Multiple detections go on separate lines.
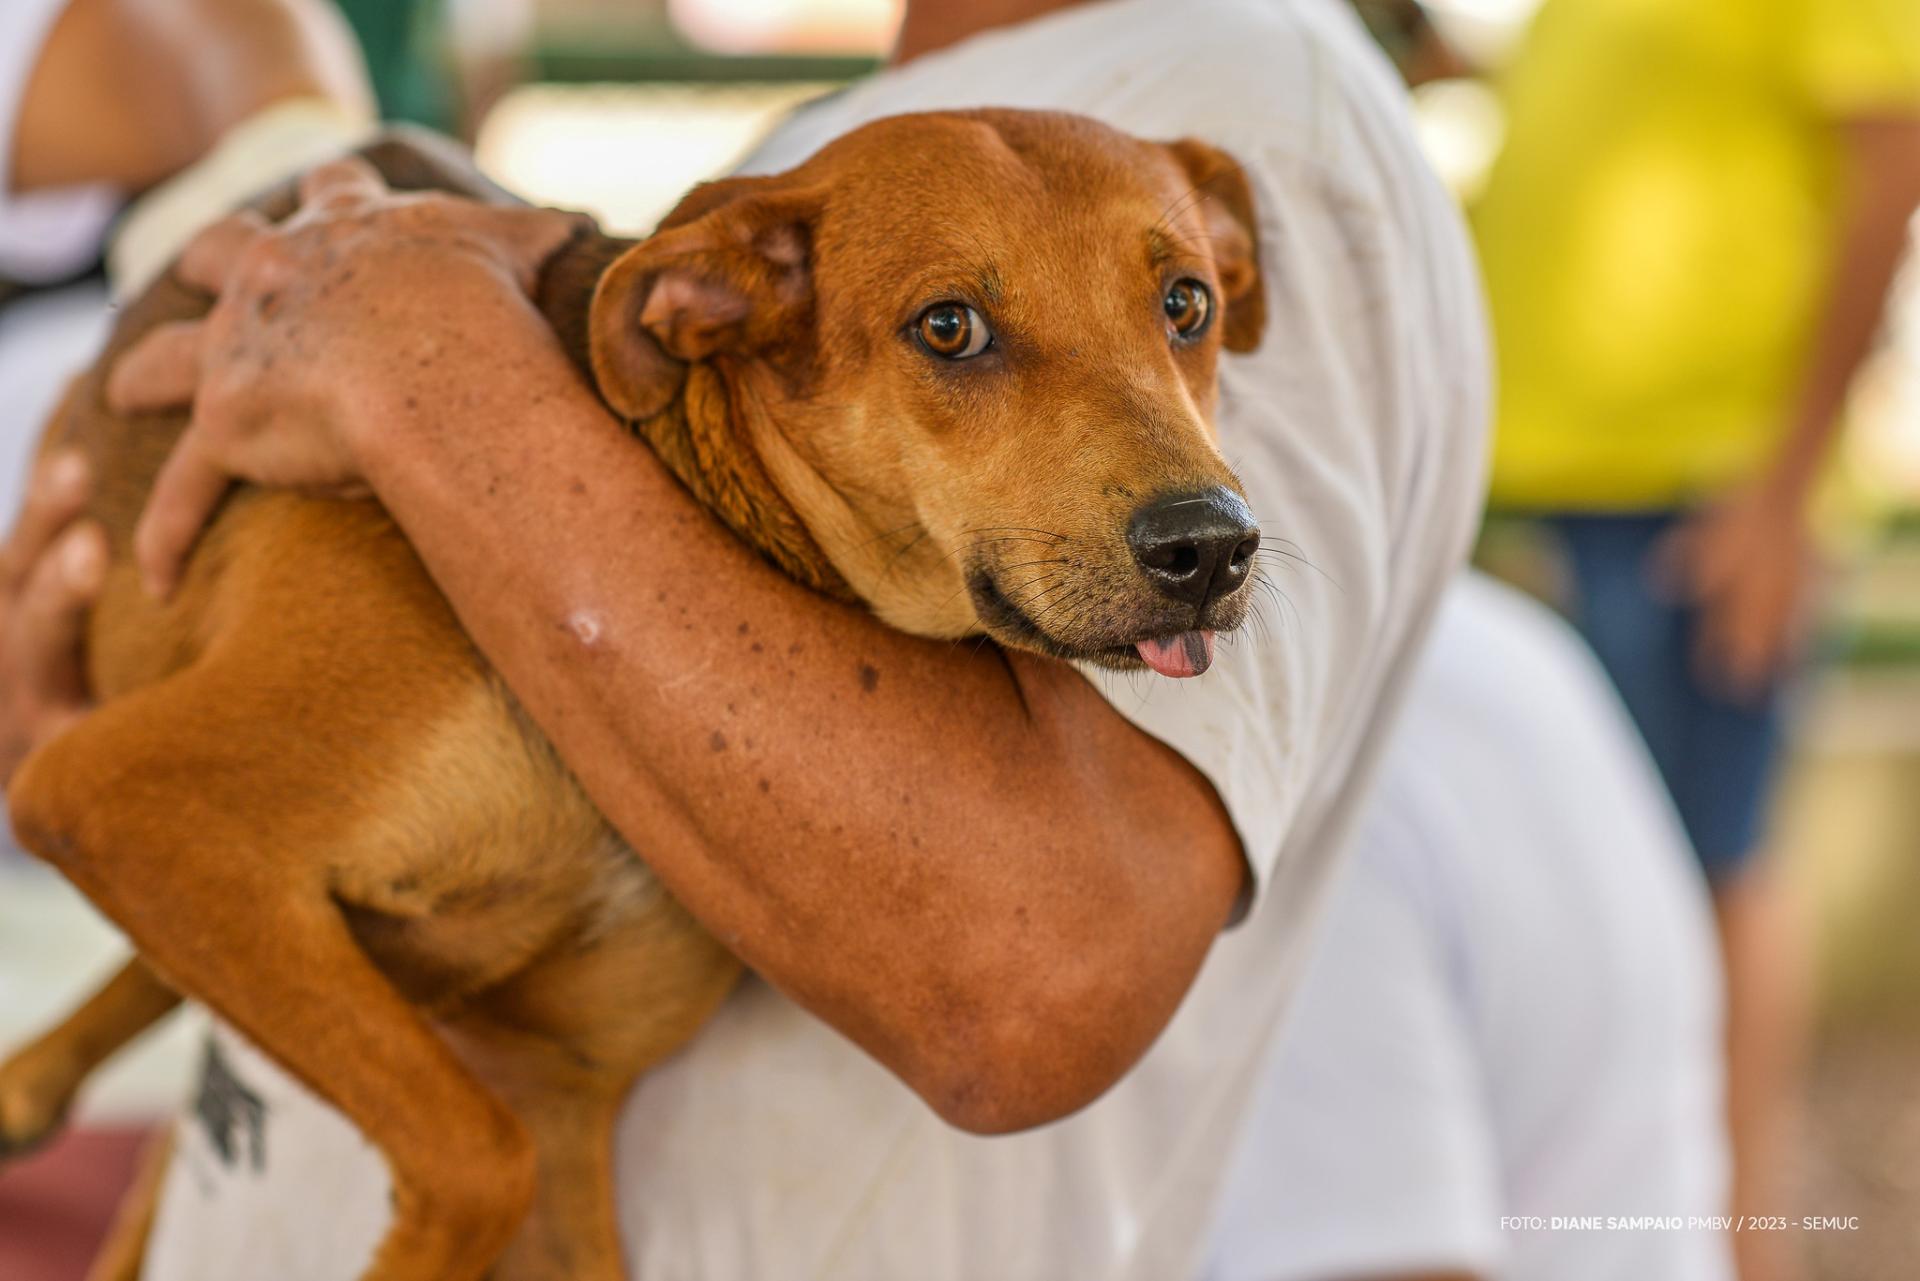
1126, 489, 1260, 608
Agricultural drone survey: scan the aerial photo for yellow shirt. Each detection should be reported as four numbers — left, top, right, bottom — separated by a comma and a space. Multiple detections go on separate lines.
1475, 0, 1920, 511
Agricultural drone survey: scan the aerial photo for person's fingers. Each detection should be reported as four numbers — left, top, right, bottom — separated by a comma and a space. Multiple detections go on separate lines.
1691, 528, 1744, 597
0, 452, 90, 594
134, 434, 232, 600
106, 320, 206, 414
1719, 625, 1763, 702
1728, 628, 1776, 703
298, 155, 389, 213
17, 522, 107, 703
1700, 583, 1789, 706
1693, 607, 1748, 704
175, 210, 271, 294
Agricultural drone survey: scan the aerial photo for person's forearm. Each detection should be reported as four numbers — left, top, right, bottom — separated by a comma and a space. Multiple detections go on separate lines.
13, 0, 371, 194
1764, 117, 1920, 503
351, 300, 1245, 1132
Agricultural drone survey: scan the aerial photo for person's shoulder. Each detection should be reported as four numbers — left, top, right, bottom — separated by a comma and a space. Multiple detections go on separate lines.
1093, 0, 1464, 307
1112, 0, 1420, 179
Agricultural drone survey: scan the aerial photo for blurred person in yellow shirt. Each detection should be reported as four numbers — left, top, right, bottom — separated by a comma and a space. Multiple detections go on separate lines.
1474, 2, 1920, 1278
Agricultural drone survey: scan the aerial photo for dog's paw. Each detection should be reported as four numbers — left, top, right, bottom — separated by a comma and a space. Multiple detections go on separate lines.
0, 1052, 76, 1161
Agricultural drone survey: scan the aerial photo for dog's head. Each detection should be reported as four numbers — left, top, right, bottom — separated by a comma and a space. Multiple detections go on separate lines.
590, 109, 1266, 677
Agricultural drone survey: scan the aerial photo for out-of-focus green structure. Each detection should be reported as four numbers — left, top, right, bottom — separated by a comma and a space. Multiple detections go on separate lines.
333, 0, 460, 130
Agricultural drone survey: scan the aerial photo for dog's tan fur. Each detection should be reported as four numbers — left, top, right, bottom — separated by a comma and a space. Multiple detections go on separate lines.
0, 112, 1263, 1281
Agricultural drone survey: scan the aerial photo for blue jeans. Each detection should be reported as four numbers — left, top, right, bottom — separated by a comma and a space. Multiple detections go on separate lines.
1551, 512, 1792, 879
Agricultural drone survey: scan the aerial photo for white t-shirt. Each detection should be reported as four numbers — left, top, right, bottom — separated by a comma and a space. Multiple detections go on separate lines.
143, 2, 1489, 1278
0, 0, 119, 283
1209, 574, 1731, 1281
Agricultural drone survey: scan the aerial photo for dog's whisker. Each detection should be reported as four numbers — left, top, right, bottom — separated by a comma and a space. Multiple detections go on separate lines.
1250, 533, 1314, 557
852, 520, 925, 552
963, 526, 1070, 543
1251, 555, 1337, 595
1248, 569, 1301, 638
1254, 536, 1312, 555
1247, 579, 1283, 646
1156, 227, 1218, 254
936, 575, 984, 613
1150, 165, 1243, 247
1024, 585, 1096, 635
997, 557, 1071, 576
1011, 576, 1077, 612
873, 541, 933, 587
1006, 580, 1082, 622
887, 531, 930, 554
888, 526, 1077, 582
1251, 544, 1341, 591
1150, 181, 1212, 240
968, 542, 1068, 562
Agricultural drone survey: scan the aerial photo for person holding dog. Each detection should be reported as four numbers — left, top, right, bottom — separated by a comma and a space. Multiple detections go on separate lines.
0, 0, 1486, 1274
0, 1, 1714, 1278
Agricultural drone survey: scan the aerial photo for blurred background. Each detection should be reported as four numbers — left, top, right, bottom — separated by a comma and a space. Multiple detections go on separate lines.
1, 1, 1917, 1278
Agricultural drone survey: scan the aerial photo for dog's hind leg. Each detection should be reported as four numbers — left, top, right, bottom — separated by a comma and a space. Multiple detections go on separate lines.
0, 956, 179, 1159
8, 669, 539, 1281
446, 1019, 633, 1281
446, 884, 742, 1281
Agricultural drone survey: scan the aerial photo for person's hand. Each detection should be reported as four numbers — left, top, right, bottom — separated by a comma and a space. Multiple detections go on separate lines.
0, 453, 108, 782
106, 156, 585, 599
1652, 479, 1820, 702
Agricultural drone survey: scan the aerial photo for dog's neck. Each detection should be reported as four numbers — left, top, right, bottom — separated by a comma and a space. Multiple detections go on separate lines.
536, 231, 853, 602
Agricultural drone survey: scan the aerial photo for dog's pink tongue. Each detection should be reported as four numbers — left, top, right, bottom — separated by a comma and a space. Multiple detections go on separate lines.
1135, 630, 1216, 678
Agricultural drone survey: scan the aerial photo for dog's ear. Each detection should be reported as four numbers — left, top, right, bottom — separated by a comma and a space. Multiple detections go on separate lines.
1161, 140, 1266, 353
590, 176, 826, 420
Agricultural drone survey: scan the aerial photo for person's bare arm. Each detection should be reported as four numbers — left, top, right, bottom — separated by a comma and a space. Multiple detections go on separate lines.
108, 165, 1250, 1135
1351, 0, 1470, 87
1659, 114, 1920, 697
385, 386, 1247, 1131
1768, 117, 1920, 499
12, 0, 370, 195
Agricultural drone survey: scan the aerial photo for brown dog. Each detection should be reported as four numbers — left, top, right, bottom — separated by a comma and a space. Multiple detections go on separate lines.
0, 110, 1265, 1281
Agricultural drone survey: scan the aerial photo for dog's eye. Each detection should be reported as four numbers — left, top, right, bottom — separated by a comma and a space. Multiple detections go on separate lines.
916, 303, 992, 359
1164, 279, 1212, 340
